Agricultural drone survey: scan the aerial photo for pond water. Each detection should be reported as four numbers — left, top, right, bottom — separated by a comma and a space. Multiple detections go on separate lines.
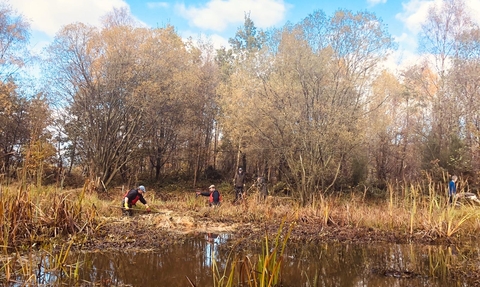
14, 234, 473, 286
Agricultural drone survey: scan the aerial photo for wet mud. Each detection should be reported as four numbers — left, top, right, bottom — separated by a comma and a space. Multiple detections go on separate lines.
86, 206, 456, 252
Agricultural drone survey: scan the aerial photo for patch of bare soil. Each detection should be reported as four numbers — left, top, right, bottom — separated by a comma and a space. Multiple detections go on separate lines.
85, 208, 239, 251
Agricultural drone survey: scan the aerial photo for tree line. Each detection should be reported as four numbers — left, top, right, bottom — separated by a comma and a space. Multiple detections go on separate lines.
1, 0, 479, 203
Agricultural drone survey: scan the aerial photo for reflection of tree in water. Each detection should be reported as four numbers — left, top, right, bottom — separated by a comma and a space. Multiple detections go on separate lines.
74, 234, 231, 286
54, 240, 457, 286
204, 233, 220, 267
280, 243, 362, 287
280, 243, 453, 287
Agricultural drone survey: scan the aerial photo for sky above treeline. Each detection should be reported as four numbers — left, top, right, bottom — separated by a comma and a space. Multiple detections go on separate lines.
10, 0, 480, 71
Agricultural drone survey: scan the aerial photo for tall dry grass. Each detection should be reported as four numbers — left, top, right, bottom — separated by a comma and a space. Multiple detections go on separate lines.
0, 181, 100, 249
0, 180, 100, 285
312, 183, 480, 238
176, 182, 480, 240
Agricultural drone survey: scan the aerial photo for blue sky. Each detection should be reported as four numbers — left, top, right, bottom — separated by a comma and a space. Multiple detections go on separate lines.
10, 0, 480, 70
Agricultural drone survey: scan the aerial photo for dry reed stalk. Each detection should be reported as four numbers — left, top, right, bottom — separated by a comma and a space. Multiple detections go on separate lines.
210, 219, 293, 287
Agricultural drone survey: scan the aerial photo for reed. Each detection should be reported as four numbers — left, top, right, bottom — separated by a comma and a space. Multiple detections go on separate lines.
428, 245, 454, 280
208, 219, 293, 287
2, 181, 99, 247
0, 180, 99, 285
180, 181, 480, 240
0, 241, 83, 285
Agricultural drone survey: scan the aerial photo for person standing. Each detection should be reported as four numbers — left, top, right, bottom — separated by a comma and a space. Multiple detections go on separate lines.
234, 167, 246, 202
122, 185, 150, 216
449, 175, 458, 205
256, 175, 268, 200
196, 184, 222, 207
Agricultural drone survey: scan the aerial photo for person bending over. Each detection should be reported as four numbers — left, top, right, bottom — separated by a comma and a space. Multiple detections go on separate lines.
122, 185, 150, 216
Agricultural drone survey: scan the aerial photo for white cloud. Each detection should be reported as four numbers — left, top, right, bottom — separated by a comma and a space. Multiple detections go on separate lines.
387, 0, 480, 75
465, 0, 480, 24
367, 0, 387, 6
382, 49, 424, 74
209, 34, 230, 49
394, 32, 418, 52
176, 0, 287, 32
11, 0, 129, 36
395, 0, 437, 35
395, 0, 480, 54
396, 0, 480, 35
147, 2, 169, 9
207, 33, 230, 49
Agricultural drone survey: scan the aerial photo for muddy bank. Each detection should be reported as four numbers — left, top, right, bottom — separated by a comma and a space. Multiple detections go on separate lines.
85, 206, 458, 252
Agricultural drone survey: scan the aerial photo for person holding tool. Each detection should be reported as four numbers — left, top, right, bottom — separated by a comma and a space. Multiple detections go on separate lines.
122, 185, 150, 216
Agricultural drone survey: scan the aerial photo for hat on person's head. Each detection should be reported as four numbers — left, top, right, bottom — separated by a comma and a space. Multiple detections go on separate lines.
239, 167, 243, 171
209, 185, 215, 189
138, 185, 146, 192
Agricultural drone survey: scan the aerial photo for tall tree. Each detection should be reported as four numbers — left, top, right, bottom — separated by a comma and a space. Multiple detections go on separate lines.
448, 17, 480, 177
0, 82, 28, 176
418, 0, 477, 176
0, 3, 32, 178
229, 12, 265, 57
0, 2, 30, 80
219, 15, 266, 176
218, 9, 394, 203
44, 21, 149, 188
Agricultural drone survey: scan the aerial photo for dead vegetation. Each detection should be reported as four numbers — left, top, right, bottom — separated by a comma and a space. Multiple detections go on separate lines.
3, 181, 480, 252
3, 182, 480, 285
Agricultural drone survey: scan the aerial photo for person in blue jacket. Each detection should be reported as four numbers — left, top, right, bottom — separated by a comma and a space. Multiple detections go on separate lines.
448, 175, 458, 205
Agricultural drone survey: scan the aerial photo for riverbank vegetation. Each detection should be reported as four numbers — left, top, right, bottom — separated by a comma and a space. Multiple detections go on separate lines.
2, 180, 480, 285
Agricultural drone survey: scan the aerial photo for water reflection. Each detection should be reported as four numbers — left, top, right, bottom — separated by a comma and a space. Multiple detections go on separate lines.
5, 234, 471, 287
203, 233, 229, 268
281, 243, 460, 287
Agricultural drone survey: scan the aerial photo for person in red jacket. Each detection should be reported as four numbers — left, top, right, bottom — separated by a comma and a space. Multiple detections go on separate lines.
196, 185, 222, 207
122, 185, 150, 216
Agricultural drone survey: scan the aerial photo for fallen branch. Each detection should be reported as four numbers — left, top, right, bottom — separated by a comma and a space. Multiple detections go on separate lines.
108, 206, 165, 214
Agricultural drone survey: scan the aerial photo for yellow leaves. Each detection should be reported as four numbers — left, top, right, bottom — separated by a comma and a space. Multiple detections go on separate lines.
372, 70, 402, 100
369, 70, 402, 127
0, 81, 16, 114
420, 66, 439, 98
401, 63, 440, 111
23, 140, 56, 170
22, 139, 57, 186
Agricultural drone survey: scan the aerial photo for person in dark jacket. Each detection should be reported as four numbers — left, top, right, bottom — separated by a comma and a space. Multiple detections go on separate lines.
122, 185, 150, 216
256, 175, 268, 200
233, 167, 246, 202
196, 185, 222, 207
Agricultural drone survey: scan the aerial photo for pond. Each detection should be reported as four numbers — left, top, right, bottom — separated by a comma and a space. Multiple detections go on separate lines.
10, 233, 472, 286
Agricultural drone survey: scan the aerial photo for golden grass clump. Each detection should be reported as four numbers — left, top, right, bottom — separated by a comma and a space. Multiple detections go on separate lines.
0, 181, 99, 250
